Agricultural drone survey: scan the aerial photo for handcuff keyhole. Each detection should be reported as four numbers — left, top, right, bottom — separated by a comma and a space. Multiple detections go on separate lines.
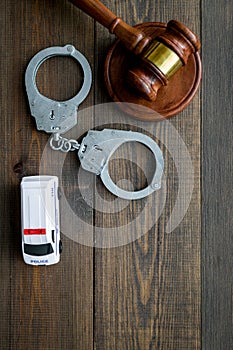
50, 110, 55, 120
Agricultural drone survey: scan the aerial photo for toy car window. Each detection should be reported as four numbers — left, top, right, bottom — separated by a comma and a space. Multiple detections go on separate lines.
24, 243, 54, 256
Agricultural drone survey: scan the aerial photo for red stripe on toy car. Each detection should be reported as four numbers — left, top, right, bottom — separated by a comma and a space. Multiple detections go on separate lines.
24, 228, 46, 235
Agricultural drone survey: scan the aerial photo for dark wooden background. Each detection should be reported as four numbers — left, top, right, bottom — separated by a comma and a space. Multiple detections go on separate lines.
0, 0, 232, 349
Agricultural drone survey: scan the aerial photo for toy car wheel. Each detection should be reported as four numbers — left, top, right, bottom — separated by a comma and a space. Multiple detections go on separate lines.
57, 187, 62, 200
59, 240, 63, 254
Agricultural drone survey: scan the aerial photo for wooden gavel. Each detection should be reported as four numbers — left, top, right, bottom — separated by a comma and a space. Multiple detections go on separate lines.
70, 0, 201, 102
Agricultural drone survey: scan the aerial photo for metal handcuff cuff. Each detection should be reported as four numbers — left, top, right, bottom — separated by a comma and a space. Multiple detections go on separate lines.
25, 45, 164, 200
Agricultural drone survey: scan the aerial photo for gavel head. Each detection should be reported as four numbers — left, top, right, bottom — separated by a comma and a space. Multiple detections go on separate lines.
126, 20, 201, 101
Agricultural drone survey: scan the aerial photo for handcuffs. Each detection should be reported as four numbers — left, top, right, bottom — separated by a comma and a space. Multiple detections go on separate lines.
25, 45, 164, 200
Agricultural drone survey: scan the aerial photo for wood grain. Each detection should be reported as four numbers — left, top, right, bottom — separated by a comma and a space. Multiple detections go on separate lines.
94, 1, 201, 349
0, 1, 94, 349
69, 0, 151, 55
202, 0, 233, 349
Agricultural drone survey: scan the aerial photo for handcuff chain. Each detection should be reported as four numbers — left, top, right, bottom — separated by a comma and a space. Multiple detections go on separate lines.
50, 134, 80, 153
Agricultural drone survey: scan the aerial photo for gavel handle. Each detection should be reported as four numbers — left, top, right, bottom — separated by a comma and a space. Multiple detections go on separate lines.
69, 0, 151, 54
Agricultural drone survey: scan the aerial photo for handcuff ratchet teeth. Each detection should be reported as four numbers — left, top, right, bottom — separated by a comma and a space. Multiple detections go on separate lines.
78, 129, 164, 200
25, 44, 92, 135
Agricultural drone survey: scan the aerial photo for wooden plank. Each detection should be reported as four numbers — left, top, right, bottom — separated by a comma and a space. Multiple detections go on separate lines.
201, 0, 233, 349
0, 3, 13, 348
0, 1, 94, 349
94, 1, 201, 349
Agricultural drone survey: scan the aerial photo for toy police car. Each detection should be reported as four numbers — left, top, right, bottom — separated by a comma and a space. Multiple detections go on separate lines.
21, 176, 62, 266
